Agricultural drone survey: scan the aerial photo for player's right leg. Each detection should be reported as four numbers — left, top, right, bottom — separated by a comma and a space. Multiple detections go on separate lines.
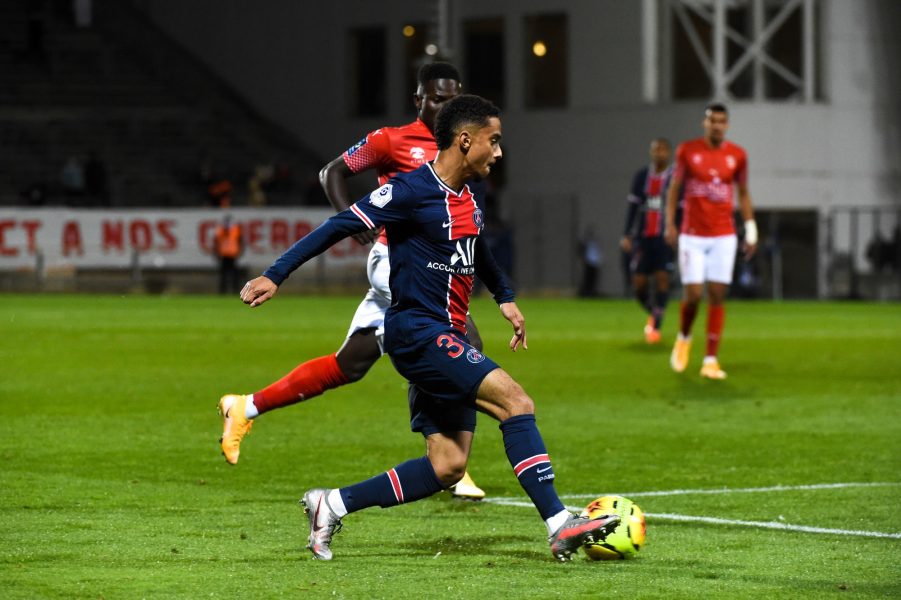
474, 369, 620, 561
219, 245, 390, 464
299, 430, 470, 560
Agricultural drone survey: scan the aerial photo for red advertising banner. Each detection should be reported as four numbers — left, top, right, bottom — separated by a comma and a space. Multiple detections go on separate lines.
0, 208, 371, 270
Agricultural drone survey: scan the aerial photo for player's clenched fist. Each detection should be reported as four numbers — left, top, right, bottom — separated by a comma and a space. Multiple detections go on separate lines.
240, 276, 278, 307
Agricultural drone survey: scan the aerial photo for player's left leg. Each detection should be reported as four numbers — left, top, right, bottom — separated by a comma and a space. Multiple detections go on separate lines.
633, 273, 658, 343
700, 281, 729, 380
699, 234, 738, 380
631, 243, 657, 342
648, 238, 672, 339
474, 369, 620, 561
651, 268, 670, 333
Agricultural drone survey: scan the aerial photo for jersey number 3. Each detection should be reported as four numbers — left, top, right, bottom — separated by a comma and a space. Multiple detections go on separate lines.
436, 334, 465, 359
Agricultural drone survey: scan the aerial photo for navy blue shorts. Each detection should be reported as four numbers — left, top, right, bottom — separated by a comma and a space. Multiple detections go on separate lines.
631, 237, 673, 275
389, 328, 500, 436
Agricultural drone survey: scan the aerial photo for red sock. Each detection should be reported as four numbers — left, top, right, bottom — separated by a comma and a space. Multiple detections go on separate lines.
706, 305, 725, 357
680, 301, 698, 337
253, 353, 349, 415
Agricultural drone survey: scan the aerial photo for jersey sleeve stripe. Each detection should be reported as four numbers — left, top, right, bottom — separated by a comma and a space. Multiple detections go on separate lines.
350, 204, 375, 229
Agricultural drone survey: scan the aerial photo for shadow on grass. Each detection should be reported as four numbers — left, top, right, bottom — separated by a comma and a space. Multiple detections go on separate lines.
400, 533, 542, 560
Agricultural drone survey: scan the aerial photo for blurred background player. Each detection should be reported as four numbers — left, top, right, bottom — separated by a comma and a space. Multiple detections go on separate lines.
239, 94, 620, 562
213, 214, 242, 295
620, 137, 673, 343
665, 103, 757, 379
218, 62, 487, 499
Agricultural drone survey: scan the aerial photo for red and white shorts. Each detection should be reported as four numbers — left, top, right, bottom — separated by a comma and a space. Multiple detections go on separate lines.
677, 233, 738, 285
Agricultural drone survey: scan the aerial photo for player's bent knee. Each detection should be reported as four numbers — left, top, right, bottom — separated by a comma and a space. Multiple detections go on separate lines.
506, 393, 535, 417
430, 459, 467, 487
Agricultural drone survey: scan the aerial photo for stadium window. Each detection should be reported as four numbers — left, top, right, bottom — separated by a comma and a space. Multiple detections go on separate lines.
661, 0, 821, 102
464, 18, 505, 108
349, 26, 387, 117
523, 13, 568, 109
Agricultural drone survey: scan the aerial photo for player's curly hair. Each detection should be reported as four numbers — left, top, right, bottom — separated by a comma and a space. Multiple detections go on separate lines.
418, 61, 461, 86
434, 94, 500, 150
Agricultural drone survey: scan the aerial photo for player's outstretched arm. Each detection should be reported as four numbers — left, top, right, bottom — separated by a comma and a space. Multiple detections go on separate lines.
499, 302, 527, 352
240, 276, 278, 307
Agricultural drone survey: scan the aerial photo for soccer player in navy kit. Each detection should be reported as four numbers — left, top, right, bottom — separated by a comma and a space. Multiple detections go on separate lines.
240, 95, 619, 561
621, 138, 673, 344
217, 62, 485, 500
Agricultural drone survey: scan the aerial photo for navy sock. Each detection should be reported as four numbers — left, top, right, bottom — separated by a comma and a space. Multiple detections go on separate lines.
499, 414, 566, 520
339, 456, 444, 514
635, 286, 651, 313
654, 290, 669, 329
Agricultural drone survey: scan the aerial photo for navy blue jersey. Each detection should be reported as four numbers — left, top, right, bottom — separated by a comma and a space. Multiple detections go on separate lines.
625, 165, 672, 240
263, 163, 514, 351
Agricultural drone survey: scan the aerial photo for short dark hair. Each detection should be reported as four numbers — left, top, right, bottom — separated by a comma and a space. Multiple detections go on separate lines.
434, 94, 500, 150
652, 137, 672, 148
418, 61, 461, 86
705, 102, 729, 116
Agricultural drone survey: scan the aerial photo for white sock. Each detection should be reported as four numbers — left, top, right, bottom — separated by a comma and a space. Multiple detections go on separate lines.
244, 395, 259, 419
545, 509, 572, 535
327, 489, 348, 517
703, 355, 717, 365
677, 332, 691, 342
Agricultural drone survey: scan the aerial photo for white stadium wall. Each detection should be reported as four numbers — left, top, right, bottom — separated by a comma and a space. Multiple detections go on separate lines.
140, 0, 900, 296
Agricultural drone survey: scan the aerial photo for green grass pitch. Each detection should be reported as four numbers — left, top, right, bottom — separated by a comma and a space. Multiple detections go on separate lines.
1, 294, 899, 598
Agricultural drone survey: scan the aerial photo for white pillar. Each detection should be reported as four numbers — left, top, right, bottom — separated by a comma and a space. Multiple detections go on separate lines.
642, 0, 658, 103
713, 0, 727, 100
802, 0, 815, 102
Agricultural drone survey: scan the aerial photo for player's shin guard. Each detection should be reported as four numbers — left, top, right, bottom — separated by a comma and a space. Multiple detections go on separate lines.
706, 304, 725, 357
500, 414, 566, 520
252, 353, 349, 415
338, 456, 444, 513
680, 301, 698, 337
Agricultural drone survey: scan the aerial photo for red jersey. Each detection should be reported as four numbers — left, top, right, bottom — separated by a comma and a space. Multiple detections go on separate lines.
342, 119, 438, 245
674, 138, 748, 237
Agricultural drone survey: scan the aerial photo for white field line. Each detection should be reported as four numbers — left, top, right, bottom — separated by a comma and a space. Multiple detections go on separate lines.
648, 512, 901, 539
483, 482, 901, 540
558, 481, 901, 500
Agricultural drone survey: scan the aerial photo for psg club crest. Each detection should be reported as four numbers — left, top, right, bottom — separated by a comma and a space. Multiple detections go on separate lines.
466, 348, 485, 364
472, 208, 484, 229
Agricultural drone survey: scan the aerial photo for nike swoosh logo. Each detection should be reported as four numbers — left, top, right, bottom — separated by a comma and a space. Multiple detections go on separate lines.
536, 466, 552, 473
312, 496, 324, 532
442, 220, 455, 228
